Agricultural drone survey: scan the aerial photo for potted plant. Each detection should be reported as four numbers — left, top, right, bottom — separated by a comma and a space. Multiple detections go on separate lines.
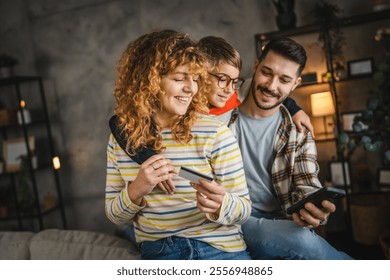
346, 28, 390, 167
311, 1, 346, 71
0, 185, 11, 218
0, 53, 18, 78
16, 155, 36, 214
338, 28, 390, 176
271, 0, 296, 30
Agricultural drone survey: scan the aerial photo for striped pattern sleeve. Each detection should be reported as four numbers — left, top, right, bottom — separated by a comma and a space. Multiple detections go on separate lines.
105, 134, 145, 225
206, 123, 251, 225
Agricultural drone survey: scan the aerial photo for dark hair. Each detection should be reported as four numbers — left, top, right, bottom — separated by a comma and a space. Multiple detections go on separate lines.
198, 36, 242, 71
259, 37, 307, 75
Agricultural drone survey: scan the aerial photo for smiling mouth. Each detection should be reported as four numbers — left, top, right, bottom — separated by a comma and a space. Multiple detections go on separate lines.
262, 92, 275, 98
217, 94, 230, 99
175, 96, 190, 103
258, 87, 279, 99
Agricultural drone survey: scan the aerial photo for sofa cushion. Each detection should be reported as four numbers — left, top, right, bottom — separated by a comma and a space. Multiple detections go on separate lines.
30, 229, 140, 260
0, 231, 35, 260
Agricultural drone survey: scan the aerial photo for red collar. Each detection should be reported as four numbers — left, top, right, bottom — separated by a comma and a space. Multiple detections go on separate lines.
209, 92, 241, 116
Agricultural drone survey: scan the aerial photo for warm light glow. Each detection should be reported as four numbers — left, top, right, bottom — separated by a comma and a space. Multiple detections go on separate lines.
52, 156, 61, 170
20, 100, 26, 108
310, 91, 335, 117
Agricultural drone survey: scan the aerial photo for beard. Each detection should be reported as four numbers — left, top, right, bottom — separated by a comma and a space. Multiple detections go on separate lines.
251, 79, 290, 111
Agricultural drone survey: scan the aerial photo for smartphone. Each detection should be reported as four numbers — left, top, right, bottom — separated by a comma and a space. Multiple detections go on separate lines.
178, 166, 213, 183
286, 187, 346, 215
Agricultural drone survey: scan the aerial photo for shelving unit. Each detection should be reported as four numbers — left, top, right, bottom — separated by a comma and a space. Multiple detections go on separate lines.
254, 9, 390, 56
0, 76, 67, 231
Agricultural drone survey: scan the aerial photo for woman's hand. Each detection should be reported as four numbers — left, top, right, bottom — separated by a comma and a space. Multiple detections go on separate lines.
128, 154, 177, 204
156, 178, 176, 195
190, 179, 226, 217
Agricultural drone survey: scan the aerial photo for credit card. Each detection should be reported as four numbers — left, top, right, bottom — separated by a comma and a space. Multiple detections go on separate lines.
178, 166, 213, 182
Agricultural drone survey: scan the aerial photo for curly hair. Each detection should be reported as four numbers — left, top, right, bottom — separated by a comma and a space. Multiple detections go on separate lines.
113, 29, 209, 154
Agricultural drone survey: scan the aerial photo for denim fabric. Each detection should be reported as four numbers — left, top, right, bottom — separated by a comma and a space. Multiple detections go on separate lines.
119, 224, 137, 247
140, 236, 252, 260
242, 209, 353, 260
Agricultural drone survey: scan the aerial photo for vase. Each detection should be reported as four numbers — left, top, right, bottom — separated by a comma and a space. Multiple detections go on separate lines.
17, 109, 32, 125
381, 34, 390, 55
350, 194, 390, 245
276, 12, 297, 31
0, 205, 8, 218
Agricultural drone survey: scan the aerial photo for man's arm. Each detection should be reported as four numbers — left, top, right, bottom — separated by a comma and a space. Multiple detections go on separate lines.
291, 131, 335, 227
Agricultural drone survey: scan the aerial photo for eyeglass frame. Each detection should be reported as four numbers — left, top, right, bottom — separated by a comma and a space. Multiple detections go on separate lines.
208, 72, 245, 90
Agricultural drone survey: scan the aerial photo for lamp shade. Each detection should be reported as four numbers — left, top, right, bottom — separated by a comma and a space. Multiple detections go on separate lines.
310, 91, 335, 117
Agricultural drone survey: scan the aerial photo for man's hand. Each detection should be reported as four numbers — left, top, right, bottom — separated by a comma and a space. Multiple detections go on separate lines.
292, 200, 336, 228
292, 109, 314, 137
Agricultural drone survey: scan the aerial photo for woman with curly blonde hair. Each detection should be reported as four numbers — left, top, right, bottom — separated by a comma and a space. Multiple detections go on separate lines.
105, 29, 251, 260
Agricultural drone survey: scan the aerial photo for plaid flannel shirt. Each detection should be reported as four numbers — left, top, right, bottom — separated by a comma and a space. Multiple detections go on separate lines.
229, 105, 323, 215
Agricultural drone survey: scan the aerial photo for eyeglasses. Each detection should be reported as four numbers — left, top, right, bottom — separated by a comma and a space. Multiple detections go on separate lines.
208, 72, 245, 90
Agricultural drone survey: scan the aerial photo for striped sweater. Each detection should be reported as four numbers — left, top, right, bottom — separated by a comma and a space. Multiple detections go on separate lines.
105, 114, 251, 252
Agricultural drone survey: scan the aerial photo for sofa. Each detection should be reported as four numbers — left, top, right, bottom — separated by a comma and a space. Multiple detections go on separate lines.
0, 228, 141, 260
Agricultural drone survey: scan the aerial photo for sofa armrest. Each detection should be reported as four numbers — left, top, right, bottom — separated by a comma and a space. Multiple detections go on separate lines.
30, 229, 141, 260
0, 231, 35, 260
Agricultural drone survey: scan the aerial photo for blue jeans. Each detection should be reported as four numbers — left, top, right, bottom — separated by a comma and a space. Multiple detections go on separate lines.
119, 224, 137, 247
140, 236, 252, 260
242, 209, 353, 260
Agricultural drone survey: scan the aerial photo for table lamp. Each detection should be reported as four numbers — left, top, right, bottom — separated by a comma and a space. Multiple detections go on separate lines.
310, 91, 336, 137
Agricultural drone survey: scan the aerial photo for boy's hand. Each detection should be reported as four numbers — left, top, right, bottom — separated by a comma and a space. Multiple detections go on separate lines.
292, 110, 314, 137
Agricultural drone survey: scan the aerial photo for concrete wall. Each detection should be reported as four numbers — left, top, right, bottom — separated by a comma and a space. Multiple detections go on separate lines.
0, 0, 379, 233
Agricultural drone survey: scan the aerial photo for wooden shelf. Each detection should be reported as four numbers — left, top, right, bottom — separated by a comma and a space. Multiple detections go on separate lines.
315, 136, 336, 143
0, 119, 46, 130
254, 9, 390, 57
255, 9, 390, 42
0, 76, 42, 86
298, 74, 373, 88
0, 163, 53, 178
0, 205, 60, 221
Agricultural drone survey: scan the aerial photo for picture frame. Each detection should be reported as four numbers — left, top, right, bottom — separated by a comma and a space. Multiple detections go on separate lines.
377, 168, 390, 189
341, 111, 369, 132
347, 57, 374, 78
329, 161, 351, 187
3, 137, 35, 172
301, 72, 317, 85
